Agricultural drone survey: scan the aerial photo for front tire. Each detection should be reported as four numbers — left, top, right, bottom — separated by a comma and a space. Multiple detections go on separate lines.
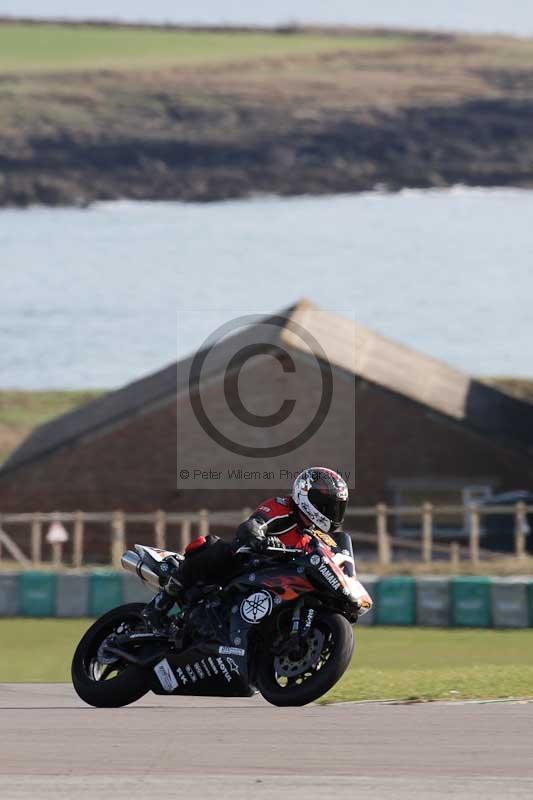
72, 603, 150, 708
257, 612, 354, 707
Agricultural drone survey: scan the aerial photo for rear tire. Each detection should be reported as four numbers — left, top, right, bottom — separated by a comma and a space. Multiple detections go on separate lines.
72, 603, 150, 708
257, 613, 353, 707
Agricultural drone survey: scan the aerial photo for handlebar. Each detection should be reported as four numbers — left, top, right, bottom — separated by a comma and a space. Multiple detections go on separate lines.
234, 545, 303, 556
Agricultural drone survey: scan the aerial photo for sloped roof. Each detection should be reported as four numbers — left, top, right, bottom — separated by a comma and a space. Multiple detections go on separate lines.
0, 306, 294, 475
2, 299, 532, 476
284, 301, 533, 452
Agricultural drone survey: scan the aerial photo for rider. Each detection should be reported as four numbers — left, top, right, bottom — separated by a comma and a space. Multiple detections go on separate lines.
143, 467, 349, 632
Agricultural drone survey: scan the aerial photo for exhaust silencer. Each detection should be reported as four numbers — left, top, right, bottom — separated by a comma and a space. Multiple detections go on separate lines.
121, 550, 160, 591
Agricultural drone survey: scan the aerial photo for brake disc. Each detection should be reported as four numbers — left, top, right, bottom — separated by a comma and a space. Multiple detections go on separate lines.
274, 629, 325, 678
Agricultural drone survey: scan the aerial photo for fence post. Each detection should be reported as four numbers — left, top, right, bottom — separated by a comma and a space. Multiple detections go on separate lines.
31, 512, 43, 565
422, 502, 433, 564
376, 503, 391, 565
51, 541, 63, 568
111, 510, 126, 569
178, 518, 192, 552
469, 504, 480, 565
199, 509, 209, 538
73, 510, 84, 568
450, 541, 460, 570
154, 510, 166, 550
514, 501, 527, 560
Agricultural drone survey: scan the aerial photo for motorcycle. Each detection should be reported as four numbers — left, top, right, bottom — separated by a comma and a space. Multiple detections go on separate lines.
71, 532, 372, 707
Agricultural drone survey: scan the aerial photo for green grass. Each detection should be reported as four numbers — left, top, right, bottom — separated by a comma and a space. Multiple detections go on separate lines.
0, 618, 89, 682
1, 620, 532, 702
324, 627, 533, 703
0, 390, 104, 464
0, 24, 411, 74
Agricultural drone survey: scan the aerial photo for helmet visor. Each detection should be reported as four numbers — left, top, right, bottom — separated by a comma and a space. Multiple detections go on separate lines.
309, 491, 347, 527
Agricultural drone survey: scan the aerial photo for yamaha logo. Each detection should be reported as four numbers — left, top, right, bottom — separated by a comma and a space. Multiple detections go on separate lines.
240, 591, 273, 624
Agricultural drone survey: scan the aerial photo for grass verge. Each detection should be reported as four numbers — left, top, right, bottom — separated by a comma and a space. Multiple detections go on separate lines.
1, 620, 532, 702
0, 24, 411, 74
323, 627, 533, 703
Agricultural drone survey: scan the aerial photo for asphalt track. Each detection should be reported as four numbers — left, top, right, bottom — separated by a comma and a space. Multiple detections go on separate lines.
1, 685, 532, 800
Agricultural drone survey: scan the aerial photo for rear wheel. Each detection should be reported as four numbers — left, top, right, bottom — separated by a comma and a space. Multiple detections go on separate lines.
257, 612, 353, 707
71, 603, 150, 708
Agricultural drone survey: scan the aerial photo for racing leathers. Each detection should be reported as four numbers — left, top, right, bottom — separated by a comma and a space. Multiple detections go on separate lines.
142, 496, 336, 632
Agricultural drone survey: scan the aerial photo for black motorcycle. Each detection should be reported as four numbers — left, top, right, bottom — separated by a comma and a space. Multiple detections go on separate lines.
72, 534, 372, 707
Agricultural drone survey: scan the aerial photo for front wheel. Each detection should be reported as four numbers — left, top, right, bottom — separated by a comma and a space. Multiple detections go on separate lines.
72, 603, 151, 708
257, 612, 354, 707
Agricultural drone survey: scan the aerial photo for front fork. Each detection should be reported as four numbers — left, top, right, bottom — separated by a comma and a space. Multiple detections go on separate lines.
286, 600, 316, 658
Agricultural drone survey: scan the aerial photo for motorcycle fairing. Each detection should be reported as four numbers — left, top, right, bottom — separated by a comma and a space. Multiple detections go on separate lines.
149, 565, 317, 697
149, 642, 253, 697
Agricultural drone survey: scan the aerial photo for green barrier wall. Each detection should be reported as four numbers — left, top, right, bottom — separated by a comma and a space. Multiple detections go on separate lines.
0, 573, 18, 616
1, 572, 532, 625
18, 572, 57, 617
88, 572, 123, 617
491, 578, 529, 628
375, 577, 416, 625
451, 577, 491, 627
527, 582, 533, 626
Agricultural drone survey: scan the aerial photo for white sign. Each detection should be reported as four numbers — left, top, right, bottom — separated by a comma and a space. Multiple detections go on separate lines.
46, 521, 69, 544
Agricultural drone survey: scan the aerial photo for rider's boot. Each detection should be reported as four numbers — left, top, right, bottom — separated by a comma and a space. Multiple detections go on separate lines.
142, 556, 184, 635
141, 590, 176, 635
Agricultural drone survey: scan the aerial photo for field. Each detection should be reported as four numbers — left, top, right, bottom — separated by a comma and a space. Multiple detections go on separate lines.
0, 390, 103, 464
1, 619, 532, 702
0, 23, 411, 73
3, 22, 533, 206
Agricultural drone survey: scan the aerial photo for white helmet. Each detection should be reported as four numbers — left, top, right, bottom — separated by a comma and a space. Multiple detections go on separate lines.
292, 467, 349, 533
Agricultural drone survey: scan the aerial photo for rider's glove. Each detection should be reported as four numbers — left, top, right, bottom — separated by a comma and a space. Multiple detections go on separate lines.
263, 535, 286, 552
235, 517, 267, 552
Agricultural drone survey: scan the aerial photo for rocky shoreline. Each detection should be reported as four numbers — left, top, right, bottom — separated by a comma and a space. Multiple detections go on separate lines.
2, 26, 533, 207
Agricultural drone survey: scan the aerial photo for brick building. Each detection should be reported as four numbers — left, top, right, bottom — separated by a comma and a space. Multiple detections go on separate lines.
1, 301, 532, 537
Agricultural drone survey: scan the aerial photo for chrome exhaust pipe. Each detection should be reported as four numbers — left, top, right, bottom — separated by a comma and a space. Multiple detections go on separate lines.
121, 550, 160, 591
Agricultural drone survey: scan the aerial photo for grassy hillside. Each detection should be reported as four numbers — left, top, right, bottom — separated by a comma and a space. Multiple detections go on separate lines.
3, 22, 533, 206
0, 23, 411, 73
0, 391, 104, 465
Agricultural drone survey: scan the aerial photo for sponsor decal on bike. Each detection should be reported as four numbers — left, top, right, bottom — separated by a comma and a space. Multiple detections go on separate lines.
310, 554, 321, 566
218, 646, 245, 656
315, 530, 337, 548
208, 656, 219, 675
185, 664, 198, 683
302, 608, 315, 635
176, 666, 188, 685
226, 657, 240, 676
201, 658, 212, 677
240, 590, 273, 624
193, 662, 205, 680
216, 657, 232, 683
154, 658, 179, 692
318, 562, 341, 591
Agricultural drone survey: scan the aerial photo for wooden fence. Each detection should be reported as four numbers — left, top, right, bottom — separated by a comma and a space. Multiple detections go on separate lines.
0, 503, 530, 569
